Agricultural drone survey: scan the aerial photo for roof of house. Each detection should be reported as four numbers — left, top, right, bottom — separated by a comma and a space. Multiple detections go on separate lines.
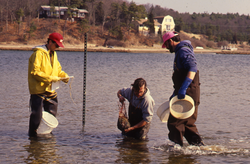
78, 9, 88, 13
40, 5, 68, 11
135, 15, 174, 27
137, 18, 148, 25
154, 16, 165, 19
154, 19, 161, 26
154, 15, 173, 24
154, 17, 164, 24
40, 5, 88, 13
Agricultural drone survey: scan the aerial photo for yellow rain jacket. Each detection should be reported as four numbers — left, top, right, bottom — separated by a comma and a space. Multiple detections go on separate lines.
28, 45, 68, 94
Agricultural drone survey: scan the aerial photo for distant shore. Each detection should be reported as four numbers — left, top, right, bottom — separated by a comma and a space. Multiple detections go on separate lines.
0, 43, 249, 54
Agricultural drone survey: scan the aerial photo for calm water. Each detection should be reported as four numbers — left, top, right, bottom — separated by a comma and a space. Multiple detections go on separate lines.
1, 50, 250, 163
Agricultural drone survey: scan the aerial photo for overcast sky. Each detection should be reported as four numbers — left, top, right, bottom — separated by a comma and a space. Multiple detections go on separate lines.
129, 0, 250, 15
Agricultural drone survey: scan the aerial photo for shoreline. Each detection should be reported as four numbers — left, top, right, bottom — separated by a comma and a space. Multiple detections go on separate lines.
0, 44, 249, 54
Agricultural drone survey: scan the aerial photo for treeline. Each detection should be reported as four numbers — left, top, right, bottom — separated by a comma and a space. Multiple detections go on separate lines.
0, 0, 250, 44
173, 12, 250, 44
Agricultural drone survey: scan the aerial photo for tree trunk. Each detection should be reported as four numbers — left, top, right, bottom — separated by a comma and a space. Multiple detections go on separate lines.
18, 17, 21, 35
5, 0, 8, 31
37, 10, 39, 23
58, 1, 60, 24
0, 9, 2, 27
101, 14, 106, 35
63, 19, 67, 37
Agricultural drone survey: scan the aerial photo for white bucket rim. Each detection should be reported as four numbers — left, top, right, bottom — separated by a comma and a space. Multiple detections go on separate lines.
156, 101, 170, 122
169, 95, 195, 119
41, 111, 58, 128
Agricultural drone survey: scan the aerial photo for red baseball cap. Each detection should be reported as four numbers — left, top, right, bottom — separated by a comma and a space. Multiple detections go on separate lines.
162, 31, 177, 48
49, 32, 64, 48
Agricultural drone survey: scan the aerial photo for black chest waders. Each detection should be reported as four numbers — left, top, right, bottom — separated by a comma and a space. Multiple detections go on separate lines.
167, 50, 203, 146
126, 91, 150, 140
28, 92, 58, 136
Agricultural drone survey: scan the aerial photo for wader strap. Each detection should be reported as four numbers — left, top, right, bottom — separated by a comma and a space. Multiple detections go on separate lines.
174, 54, 179, 71
37, 92, 58, 105
29, 92, 58, 112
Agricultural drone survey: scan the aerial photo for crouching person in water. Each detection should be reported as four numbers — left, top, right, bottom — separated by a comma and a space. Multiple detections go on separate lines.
117, 78, 155, 140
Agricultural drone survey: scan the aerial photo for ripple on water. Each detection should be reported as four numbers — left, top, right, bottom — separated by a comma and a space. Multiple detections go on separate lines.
152, 139, 250, 156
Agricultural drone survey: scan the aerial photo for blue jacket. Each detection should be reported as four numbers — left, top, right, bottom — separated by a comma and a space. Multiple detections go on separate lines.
174, 40, 197, 72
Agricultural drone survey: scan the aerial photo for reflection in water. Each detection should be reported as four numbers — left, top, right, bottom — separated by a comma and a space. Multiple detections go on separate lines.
24, 134, 60, 164
168, 154, 196, 164
115, 137, 151, 164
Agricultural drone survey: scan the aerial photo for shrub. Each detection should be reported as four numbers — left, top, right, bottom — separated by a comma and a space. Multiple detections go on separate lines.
106, 39, 126, 47
217, 41, 229, 47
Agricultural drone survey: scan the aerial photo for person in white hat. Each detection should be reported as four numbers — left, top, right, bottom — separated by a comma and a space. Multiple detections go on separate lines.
28, 32, 69, 137
162, 31, 204, 146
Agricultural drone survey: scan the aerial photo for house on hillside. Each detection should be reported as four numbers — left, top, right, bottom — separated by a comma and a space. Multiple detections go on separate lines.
133, 15, 175, 36
137, 17, 149, 36
38, 5, 88, 21
154, 15, 175, 35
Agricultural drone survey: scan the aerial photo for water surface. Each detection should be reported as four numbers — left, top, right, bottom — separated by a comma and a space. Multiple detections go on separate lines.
1, 50, 250, 163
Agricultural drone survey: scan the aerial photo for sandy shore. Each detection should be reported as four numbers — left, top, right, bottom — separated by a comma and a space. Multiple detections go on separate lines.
0, 43, 249, 54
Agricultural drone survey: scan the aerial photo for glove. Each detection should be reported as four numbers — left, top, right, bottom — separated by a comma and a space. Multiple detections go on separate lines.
178, 77, 192, 99
51, 76, 61, 82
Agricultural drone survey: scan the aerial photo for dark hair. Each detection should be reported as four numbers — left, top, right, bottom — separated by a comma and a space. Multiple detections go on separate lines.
47, 38, 52, 44
47, 38, 59, 48
131, 78, 147, 91
47, 38, 57, 44
171, 31, 181, 42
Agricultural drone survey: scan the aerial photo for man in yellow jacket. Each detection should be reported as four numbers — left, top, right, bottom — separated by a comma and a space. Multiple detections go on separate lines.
28, 32, 68, 137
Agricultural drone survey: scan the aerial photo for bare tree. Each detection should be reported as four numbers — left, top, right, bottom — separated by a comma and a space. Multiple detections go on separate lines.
100, 0, 113, 34
5, 0, 9, 31
86, 0, 102, 26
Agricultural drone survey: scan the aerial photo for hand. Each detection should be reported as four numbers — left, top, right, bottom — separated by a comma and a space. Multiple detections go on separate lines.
62, 78, 69, 83
62, 75, 69, 83
119, 95, 125, 103
124, 127, 135, 133
178, 77, 192, 99
51, 76, 60, 82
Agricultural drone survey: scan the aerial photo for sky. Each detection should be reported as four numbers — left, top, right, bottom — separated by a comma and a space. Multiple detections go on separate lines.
129, 0, 250, 15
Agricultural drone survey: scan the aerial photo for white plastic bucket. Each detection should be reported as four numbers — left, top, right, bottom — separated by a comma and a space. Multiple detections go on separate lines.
169, 95, 195, 119
37, 111, 58, 134
156, 101, 170, 122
